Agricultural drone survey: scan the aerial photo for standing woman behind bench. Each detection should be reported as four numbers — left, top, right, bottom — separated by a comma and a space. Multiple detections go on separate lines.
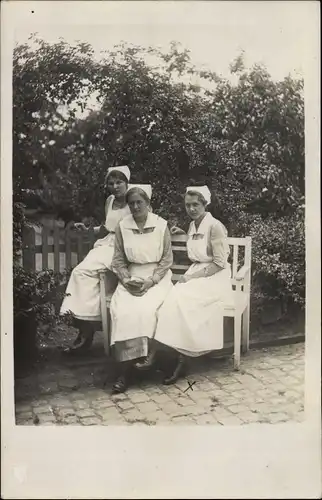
60, 165, 131, 354
138, 185, 233, 384
109, 185, 173, 394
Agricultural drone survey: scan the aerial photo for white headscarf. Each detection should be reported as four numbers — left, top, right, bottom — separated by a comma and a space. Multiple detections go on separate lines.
186, 185, 211, 205
127, 184, 152, 200
106, 165, 131, 181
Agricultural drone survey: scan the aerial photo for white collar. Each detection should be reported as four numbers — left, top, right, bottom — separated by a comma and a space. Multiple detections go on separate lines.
122, 212, 158, 230
191, 212, 213, 234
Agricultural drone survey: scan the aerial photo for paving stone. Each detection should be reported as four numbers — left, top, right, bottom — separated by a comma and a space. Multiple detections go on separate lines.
189, 390, 211, 402
194, 413, 218, 425
97, 407, 120, 420
225, 404, 250, 414
16, 418, 35, 426
14, 343, 305, 427
238, 411, 262, 424
72, 400, 90, 410
30, 399, 49, 408
123, 410, 146, 423
31, 404, 53, 414
92, 400, 116, 410
150, 393, 173, 405
176, 396, 195, 407
136, 402, 160, 414
171, 416, 196, 425
111, 393, 128, 402
179, 405, 207, 417
267, 412, 290, 424
50, 398, 73, 408
56, 408, 76, 418
80, 417, 102, 426
62, 416, 79, 425
217, 415, 243, 426
144, 411, 171, 423
76, 409, 97, 418
211, 407, 234, 419
116, 400, 135, 411
128, 392, 150, 404
38, 413, 57, 424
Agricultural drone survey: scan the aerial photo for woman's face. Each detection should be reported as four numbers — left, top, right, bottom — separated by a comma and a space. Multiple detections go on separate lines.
105, 175, 128, 198
185, 194, 206, 220
128, 192, 149, 219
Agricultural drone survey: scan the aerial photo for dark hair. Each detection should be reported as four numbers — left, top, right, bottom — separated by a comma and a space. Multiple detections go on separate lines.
104, 170, 128, 185
126, 187, 150, 205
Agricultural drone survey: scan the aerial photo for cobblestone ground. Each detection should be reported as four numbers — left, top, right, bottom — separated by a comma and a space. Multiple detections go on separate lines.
15, 343, 304, 426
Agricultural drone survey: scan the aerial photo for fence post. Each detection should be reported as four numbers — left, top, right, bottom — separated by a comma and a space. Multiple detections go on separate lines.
42, 226, 49, 270
65, 223, 72, 270
22, 226, 36, 271
53, 225, 60, 273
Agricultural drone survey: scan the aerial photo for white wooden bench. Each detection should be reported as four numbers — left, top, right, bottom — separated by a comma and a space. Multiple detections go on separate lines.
99, 234, 252, 370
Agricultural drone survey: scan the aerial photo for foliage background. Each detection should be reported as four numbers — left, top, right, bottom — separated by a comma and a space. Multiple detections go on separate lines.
13, 35, 305, 332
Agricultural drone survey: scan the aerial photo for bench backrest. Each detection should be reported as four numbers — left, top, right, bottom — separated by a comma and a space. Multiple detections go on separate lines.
170, 234, 252, 287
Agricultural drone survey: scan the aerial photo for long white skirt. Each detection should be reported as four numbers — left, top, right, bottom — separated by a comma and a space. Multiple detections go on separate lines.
60, 234, 117, 321
110, 263, 173, 361
154, 263, 233, 356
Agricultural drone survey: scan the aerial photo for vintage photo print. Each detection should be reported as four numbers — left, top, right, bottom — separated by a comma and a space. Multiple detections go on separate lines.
1, 1, 320, 498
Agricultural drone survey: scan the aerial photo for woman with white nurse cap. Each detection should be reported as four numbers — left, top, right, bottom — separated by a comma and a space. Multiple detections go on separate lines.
60, 165, 131, 354
138, 184, 233, 384
109, 184, 173, 393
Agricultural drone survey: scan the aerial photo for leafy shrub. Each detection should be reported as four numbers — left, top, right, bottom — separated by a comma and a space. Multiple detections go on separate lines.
13, 37, 305, 329
13, 201, 69, 360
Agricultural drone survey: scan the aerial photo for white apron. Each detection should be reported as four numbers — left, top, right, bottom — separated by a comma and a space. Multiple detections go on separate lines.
154, 213, 233, 356
60, 196, 130, 321
110, 213, 173, 346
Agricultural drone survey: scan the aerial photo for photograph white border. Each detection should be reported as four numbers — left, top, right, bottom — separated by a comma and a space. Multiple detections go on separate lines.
1, 2, 321, 498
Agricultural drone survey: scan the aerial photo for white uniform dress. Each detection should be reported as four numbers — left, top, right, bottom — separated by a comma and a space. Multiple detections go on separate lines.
60, 195, 130, 321
154, 212, 233, 356
110, 212, 173, 362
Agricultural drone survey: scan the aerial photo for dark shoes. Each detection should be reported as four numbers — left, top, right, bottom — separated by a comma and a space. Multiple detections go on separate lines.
163, 354, 186, 385
134, 352, 156, 371
62, 331, 94, 355
112, 375, 128, 394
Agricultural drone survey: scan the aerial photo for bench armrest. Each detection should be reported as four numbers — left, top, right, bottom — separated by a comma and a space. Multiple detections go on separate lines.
235, 264, 251, 281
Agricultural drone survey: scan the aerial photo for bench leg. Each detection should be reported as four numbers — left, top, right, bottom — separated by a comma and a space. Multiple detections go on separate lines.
102, 305, 110, 356
241, 306, 250, 354
233, 312, 242, 370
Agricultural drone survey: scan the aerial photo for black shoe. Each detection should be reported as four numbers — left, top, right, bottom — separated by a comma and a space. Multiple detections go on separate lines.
62, 332, 94, 355
112, 375, 128, 394
134, 352, 156, 371
163, 354, 186, 385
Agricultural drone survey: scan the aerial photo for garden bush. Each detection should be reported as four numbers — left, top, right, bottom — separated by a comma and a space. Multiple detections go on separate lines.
13, 37, 305, 332
13, 201, 68, 362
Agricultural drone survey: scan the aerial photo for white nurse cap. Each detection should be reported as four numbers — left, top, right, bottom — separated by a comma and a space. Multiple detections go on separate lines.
106, 165, 131, 181
186, 185, 211, 205
128, 184, 152, 200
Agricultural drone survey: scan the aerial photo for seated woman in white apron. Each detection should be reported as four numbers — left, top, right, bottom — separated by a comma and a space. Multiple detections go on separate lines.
110, 185, 173, 394
137, 185, 233, 384
60, 165, 131, 354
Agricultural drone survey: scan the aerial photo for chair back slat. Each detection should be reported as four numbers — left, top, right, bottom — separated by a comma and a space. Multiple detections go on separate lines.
170, 235, 251, 284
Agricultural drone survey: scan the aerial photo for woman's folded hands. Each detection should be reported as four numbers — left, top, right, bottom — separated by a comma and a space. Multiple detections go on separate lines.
122, 277, 154, 296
